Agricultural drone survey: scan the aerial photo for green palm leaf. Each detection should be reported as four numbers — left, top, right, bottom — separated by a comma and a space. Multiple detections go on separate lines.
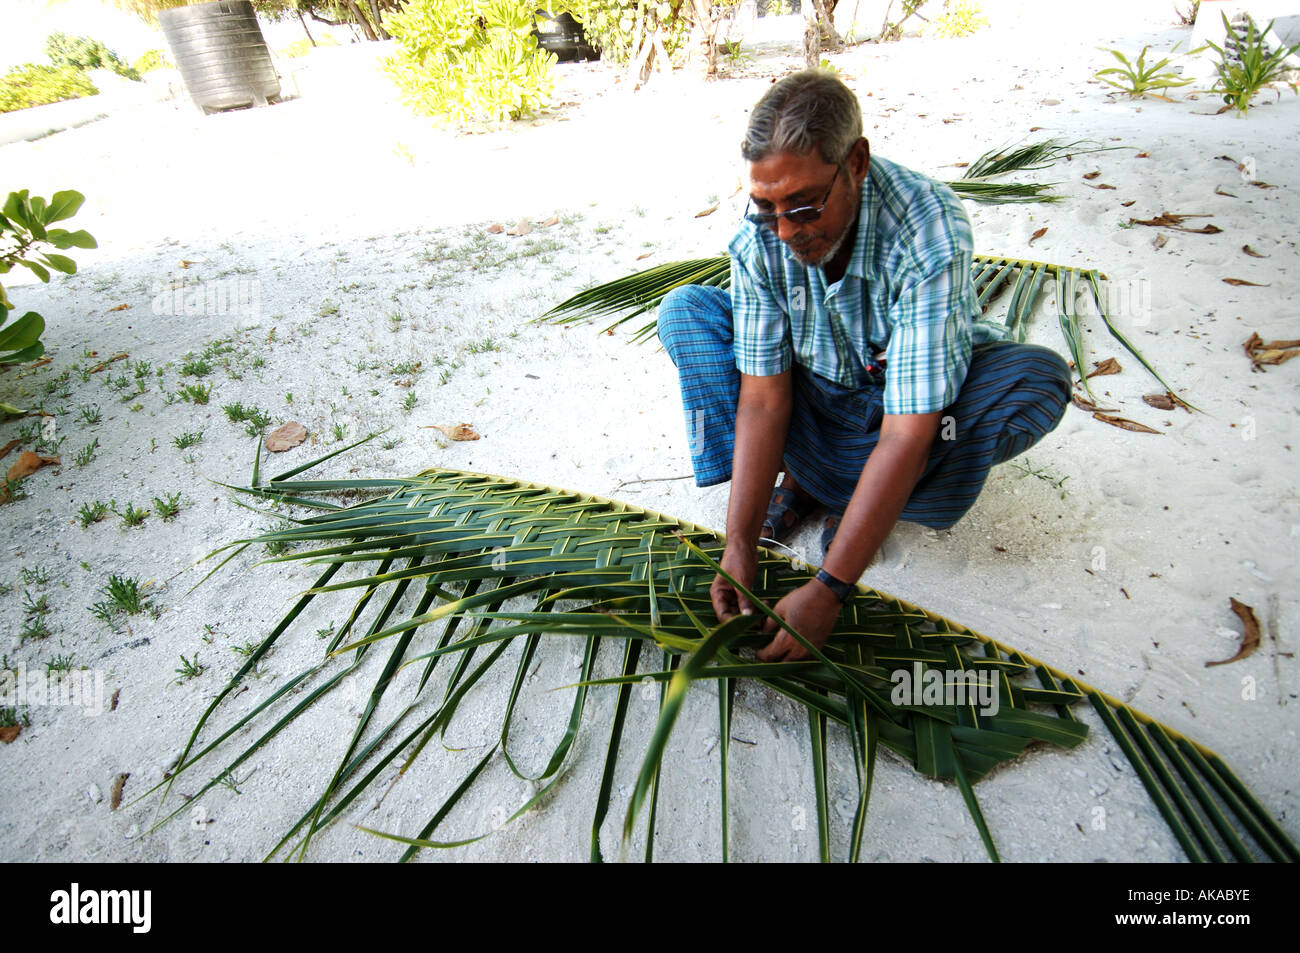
539, 252, 1192, 408
142, 449, 1293, 862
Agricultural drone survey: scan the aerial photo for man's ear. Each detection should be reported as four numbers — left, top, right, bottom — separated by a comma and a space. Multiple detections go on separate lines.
848, 138, 871, 179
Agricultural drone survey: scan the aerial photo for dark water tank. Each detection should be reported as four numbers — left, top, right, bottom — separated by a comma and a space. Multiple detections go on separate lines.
159, 0, 280, 114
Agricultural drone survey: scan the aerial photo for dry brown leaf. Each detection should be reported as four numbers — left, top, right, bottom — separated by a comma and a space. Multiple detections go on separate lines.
109, 772, 129, 810
88, 352, 128, 375
1086, 357, 1122, 378
636, 252, 652, 260
264, 421, 307, 452
31, 356, 51, 367
0, 438, 21, 460
425, 423, 480, 441
486, 223, 504, 234
1215, 186, 1237, 197
1141, 391, 1191, 412
7, 451, 59, 481
0, 725, 19, 744
1251, 181, 1277, 189
1222, 278, 1270, 287
541, 215, 559, 227
1028, 227, 1047, 245
1093, 412, 1161, 434
1089, 183, 1117, 190
1206, 598, 1261, 667
178, 259, 201, 268
1120, 200, 1136, 207
1082, 171, 1101, 180
505, 219, 532, 236
1242, 245, 1267, 258
1243, 332, 1300, 371
1152, 233, 1168, 251
695, 203, 719, 218
108, 303, 130, 312
1135, 151, 1150, 158
1128, 212, 1220, 234
1071, 395, 1117, 413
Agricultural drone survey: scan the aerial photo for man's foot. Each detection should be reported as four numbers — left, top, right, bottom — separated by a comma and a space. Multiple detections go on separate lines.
760, 485, 819, 544
820, 510, 844, 559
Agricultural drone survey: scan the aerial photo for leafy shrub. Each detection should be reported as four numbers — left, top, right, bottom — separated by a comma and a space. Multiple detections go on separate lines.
132, 49, 171, 74
0, 191, 97, 366
384, 0, 557, 123
45, 32, 139, 80
1206, 13, 1300, 116
559, 0, 688, 66
930, 0, 989, 38
1093, 43, 1199, 98
0, 64, 98, 114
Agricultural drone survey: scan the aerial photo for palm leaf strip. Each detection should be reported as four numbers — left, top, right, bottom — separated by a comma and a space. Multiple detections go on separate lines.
146, 457, 1293, 862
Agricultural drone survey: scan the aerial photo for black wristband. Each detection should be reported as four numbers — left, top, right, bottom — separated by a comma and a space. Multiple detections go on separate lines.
815, 568, 854, 604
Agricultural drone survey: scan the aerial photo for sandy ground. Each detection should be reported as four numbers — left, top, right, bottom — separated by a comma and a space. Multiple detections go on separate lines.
0, 1, 1296, 863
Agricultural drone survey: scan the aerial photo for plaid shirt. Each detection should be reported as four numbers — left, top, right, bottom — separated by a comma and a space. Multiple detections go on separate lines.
728, 155, 1006, 415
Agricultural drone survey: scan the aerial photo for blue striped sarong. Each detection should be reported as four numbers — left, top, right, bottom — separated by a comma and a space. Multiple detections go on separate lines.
657, 285, 1072, 529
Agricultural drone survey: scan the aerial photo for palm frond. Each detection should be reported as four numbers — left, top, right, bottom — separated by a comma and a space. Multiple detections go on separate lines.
539, 253, 1192, 408
962, 137, 1118, 180
141, 451, 1294, 862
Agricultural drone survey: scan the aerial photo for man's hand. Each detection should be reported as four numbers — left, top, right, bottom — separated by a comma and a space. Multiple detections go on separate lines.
711, 545, 759, 622
755, 579, 842, 662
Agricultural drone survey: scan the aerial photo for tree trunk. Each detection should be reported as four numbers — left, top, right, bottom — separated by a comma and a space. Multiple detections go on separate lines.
297, 9, 317, 46
812, 0, 842, 48
344, 0, 379, 41
803, 3, 820, 68
367, 0, 392, 40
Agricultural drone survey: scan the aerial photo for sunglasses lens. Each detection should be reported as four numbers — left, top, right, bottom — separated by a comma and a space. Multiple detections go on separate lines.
786, 208, 821, 225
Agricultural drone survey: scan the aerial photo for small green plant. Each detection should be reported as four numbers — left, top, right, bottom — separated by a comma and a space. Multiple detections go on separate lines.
467, 337, 498, 354
78, 499, 109, 527
19, 616, 52, 643
284, 392, 293, 404
315, 622, 336, 641
317, 301, 339, 317
74, 437, 98, 467
105, 574, 145, 613
0, 189, 96, 366
392, 360, 422, 376
133, 359, 151, 379
174, 653, 204, 684
78, 403, 102, 425
0, 706, 31, 728
231, 639, 260, 657
22, 590, 50, 617
45, 653, 75, 674
178, 382, 212, 404
402, 391, 418, 413
172, 431, 202, 450
20, 565, 50, 586
1009, 456, 1070, 499
181, 357, 212, 377
153, 491, 182, 521
3, 477, 28, 504
117, 502, 149, 528
1206, 14, 1300, 115
721, 41, 752, 70
332, 421, 346, 442
223, 402, 271, 435
1094, 43, 1198, 98
381, 435, 405, 451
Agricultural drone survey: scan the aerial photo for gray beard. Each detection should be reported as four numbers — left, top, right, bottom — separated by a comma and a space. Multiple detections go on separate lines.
813, 192, 861, 270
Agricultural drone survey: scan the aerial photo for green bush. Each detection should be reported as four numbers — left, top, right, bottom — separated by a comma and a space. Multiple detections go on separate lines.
559, 0, 688, 66
383, 0, 557, 123
45, 32, 139, 80
1206, 13, 1300, 116
0, 190, 97, 375
930, 0, 989, 38
131, 49, 171, 74
0, 64, 99, 115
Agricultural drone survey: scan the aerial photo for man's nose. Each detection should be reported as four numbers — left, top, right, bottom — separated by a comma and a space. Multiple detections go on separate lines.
775, 215, 805, 245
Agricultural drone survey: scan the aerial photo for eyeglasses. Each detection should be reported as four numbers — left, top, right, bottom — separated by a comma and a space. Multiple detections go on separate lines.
744, 166, 841, 228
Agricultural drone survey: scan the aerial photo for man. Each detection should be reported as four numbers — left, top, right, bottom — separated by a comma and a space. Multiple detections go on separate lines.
657, 70, 1072, 663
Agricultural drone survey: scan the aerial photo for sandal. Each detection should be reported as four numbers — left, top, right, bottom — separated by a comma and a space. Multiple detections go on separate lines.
760, 485, 819, 544
820, 510, 844, 559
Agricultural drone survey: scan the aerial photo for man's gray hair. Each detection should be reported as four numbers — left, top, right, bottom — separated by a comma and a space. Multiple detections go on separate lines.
741, 70, 863, 166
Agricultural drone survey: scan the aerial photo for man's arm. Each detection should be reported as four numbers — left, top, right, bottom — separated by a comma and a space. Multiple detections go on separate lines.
755, 409, 941, 661
712, 369, 792, 621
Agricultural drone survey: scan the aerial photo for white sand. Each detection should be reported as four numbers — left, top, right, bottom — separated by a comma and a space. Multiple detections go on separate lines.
0, 1, 1296, 862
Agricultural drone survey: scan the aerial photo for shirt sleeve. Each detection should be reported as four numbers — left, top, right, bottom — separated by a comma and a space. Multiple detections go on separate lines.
729, 229, 793, 377
881, 187, 979, 415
